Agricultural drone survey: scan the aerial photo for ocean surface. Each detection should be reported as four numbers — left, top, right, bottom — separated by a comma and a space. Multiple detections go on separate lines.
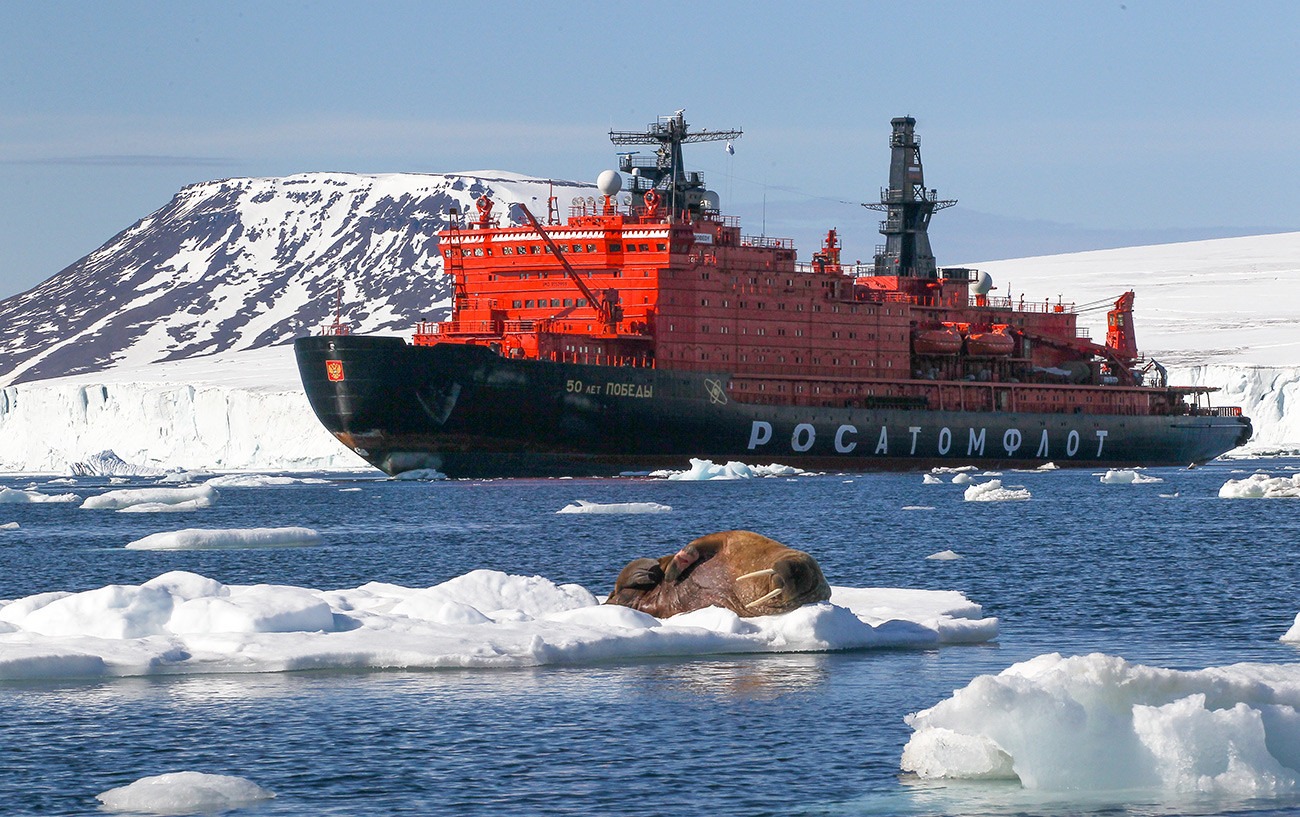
3, 458, 1300, 816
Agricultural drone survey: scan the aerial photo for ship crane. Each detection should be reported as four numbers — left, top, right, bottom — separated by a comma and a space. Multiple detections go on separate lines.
608, 110, 741, 217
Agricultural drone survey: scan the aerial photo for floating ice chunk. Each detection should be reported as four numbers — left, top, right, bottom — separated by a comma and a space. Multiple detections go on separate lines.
926, 550, 962, 560
157, 470, 213, 484
1219, 473, 1300, 498
649, 458, 805, 480
69, 449, 163, 477
902, 506, 936, 511
205, 474, 330, 487
557, 500, 672, 514
391, 468, 448, 480
931, 465, 978, 474
117, 500, 211, 513
46, 478, 76, 485
952, 473, 974, 484
1038, 461, 1060, 470
922, 473, 942, 484
0, 522, 17, 530
902, 652, 1300, 795
81, 484, 217, 511
125, 527, 321, 551
964, 480, 1031, 501
0, 487, 79, 504
96, 771, 274, 814
339, 487, 362, 492
1100, 469, 1164, 484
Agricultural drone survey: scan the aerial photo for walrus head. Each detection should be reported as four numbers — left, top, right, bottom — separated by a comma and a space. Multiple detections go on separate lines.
606, 530, 832, 618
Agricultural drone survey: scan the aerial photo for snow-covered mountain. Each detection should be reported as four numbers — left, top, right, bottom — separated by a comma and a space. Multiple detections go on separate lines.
0, 171, 596, 385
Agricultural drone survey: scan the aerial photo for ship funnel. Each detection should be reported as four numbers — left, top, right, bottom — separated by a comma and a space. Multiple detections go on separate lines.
597, 169, 623, 197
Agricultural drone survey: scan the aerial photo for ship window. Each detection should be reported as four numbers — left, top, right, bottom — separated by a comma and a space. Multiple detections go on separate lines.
657, 243, 666, 251
639, 244, 649, 252
564, 299, 574, 307
831, 331, 840, 339
701, 299, 709, 306
720, 326, 728, 334
502, 246, 513, 255
577, 299, 587, 307
551, 299, 562, 307
513, 300, 522, 308
525, 300, 534, 308
472, 248, 482, 256
587, 244, 597, 252
795, 329, 802, 337
702, 325, 709, 332
610, 244, 622, 252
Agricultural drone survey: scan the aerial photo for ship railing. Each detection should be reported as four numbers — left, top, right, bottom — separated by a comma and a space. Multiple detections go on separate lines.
428, 319, 499, 335
502, 320, 537, 333
739, 235, 794, 249
318, 322, 351, 336
793, 262, 875, 276
1193, 406, 1244, 417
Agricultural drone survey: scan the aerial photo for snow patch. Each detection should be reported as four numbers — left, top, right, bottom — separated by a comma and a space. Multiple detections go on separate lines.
1219, 472, 1300, 498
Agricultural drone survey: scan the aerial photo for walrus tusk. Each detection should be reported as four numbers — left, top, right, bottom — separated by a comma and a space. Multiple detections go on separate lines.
744, 587, 784, 608
735, 568, 776, 581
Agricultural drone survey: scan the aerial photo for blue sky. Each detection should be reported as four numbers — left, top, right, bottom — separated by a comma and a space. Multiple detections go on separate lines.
2, 0, 1297, 298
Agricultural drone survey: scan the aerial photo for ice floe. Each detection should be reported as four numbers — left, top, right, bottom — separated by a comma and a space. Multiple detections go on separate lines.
926, 550, 962, 560
0, 487, 79, 504
1100, 469, 1165, 484
0, 570, 996, 680
0, 522, 17, 530
204, 474, 330, 487
922, 474, 942, 485
952, 473, 974, 484
1218, 473, 1300, 498
390, 468, 448, 480
557, 500, 672, 514
963, 480, 1031, 502
96, 771, 274, 814
125, 527, 321, 551
81, 485, 218, 511
902, 651, 1300, 796
649, 458, 806, 480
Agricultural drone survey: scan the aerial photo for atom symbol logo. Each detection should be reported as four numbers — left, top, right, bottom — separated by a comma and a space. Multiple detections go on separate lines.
704, 379, 728, 405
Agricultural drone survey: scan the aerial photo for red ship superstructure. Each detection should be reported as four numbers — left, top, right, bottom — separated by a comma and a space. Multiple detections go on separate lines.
296, 113, 1250, 477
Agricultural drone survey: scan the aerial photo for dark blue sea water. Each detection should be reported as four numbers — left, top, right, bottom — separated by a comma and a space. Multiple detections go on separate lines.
2, 459, 1299, 816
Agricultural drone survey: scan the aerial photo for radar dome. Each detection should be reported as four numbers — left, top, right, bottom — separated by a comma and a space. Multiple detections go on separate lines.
700, 190, 721, 211
596, 170, 623, 196
972, 271, 993, 295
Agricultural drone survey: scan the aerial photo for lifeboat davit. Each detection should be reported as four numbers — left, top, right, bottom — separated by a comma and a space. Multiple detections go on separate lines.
965, 325, 1015, 356
913, 325, 963, 355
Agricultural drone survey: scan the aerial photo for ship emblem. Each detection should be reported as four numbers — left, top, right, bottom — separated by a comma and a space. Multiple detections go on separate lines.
326, 361, 345, 382
704, 378, 728, 405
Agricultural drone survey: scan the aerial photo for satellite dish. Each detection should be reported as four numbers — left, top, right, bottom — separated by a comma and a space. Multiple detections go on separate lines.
972, 271, 993, 295
597, 169, 622, 196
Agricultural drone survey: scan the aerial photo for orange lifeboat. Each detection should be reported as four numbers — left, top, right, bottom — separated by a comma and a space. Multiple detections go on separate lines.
912, 324, 964, 355
965, 325, 1015, 356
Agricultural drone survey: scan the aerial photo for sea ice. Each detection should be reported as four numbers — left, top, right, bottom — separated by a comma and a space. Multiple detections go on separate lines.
922, 474, 942, 484
556, 500, 672, 514
1218, 473, 1300, 498
1100, 469, 1164, 484
81, 484, 217, 511
931, 466, 978, 474
963, 480, 1031, 501
650, 458, 806, 480
390, 468, 448, 480
902, 652, 1300, 796
926, 550, 961, 560
952, 473, 974, 484
0, 522, 18, 530
0, 487, 79, 504
0, 570, 996, 680
96, 771, 274, 814
125, 527, 321, 550
204, 474, 330, 487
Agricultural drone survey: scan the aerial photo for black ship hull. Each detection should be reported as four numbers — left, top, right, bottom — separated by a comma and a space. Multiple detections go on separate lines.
295, 335, 1253, 479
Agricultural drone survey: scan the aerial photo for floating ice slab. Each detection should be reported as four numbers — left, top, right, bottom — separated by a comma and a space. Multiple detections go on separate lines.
1100, 469, 1164, 484
81, 484, 217, 511
1219, 473, 1300, 498
0, 570, 996, 680
557, 500, 672, 514
0, 487, 79, 504
390, 468, 447, 480
922, 474, 942, 485
952, 473, 974, 484
125, 527, 321, 550
902, 652, 1300, 796
964, 480, 1031, 502
204, 474, 329, 487
70, 449, 163, 478
649, 458, 805, 480
926, 550, 961, 560
96, 771, 274, 814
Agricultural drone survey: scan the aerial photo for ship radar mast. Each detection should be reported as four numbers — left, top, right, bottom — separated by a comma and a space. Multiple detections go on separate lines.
864, 117, 956, 279
608, 110, 741, 218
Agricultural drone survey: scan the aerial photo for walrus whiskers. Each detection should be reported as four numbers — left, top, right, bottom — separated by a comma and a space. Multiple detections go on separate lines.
735, 568, 776, 581
744, 587, 784, 608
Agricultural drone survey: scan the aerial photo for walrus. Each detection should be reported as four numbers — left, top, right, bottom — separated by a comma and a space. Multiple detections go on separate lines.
605, 530, 832, 618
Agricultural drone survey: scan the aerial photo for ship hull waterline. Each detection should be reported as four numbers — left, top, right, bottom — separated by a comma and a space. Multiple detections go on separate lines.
296, 336, 1253, 479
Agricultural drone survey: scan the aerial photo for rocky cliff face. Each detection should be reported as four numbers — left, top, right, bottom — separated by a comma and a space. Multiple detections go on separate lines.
0, 171, 595, 384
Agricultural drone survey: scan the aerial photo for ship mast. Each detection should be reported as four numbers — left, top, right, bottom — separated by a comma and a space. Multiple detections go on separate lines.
608, 110, 741, 219
865, 117, 955, 278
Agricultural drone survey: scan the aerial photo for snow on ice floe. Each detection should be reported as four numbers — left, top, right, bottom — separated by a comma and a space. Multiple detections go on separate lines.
0, 487, 79, 504
125, 527, 321, 551
557, 500, 672, 514
204, 474, 330, 487
96, 771, 274, 814
649, 458, 806, 480
1100, 469, 1164, 484
0, 570, 996, 680
81, 484, 217, 511
902, 652, 1300, 796
69, 449, 163, 478
963, 480, 1031, 502
1219, 473, 1300, 498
